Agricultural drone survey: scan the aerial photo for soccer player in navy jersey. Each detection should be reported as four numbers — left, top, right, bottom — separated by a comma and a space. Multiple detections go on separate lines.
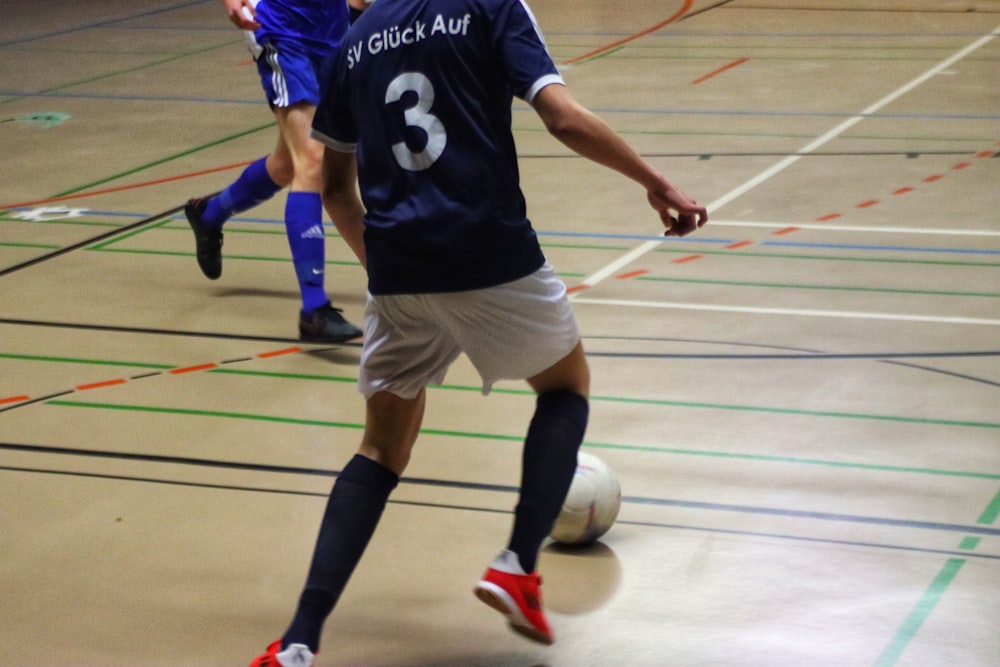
182, 0, 363, 343
249, 0, 707, 664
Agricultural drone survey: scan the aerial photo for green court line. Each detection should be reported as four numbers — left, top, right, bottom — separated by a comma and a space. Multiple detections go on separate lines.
54, 121, 275, 197
871, 558, 966, 667
90, 246, 362, 267
975, 486, 1000, 525
9, 354, 999, 431
958, 536, 981, 550
0, 242, 62, 250
37, 390, 1000, 481
0, 353, 172, 369
637, 275, 1000, 298
89, 218, 174, 249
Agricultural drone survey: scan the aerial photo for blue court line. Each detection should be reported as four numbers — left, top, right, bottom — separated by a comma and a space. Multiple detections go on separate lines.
624, 496, 1000, 538
5, 442, 998, 539
11, 208, 998, 258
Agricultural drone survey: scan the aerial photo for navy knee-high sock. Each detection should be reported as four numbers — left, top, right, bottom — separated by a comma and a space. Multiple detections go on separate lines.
285, 191, 328, 313
202, 156, 281, 227
282, 454, 399, 651
507, 390, 589, 573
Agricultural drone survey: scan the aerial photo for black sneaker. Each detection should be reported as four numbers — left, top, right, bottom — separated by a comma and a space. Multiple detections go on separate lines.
184, 198, 223, 280
299, 301, 363, 343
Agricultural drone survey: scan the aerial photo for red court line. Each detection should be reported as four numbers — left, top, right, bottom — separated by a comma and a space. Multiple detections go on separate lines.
673, 255, 703, 264
817, 214, 842, 222
567, 285, 590, 294
562, 0, 693, 65
953, 162, 971, 170
258, 347, 303, 358
857, 200, 880, 209
893, 187, 914, 195
3, 347, 314, 409
0, 161, 253, 211
774, 227, 800, 235
170, 363, 219, 375
924, 174, 944, 183
616, 270, 649, 280
77, 379, 127, 391
976, 151, 993, 158
725, 241, 753, 249
692, 58, 749, 85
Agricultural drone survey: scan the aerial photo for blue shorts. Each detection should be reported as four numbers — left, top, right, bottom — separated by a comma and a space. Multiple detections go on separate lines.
252, 38, 332, 108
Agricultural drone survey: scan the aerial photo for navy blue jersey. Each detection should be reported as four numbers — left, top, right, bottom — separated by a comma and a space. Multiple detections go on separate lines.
253, 0, 349, 55
312, 0, 564, 294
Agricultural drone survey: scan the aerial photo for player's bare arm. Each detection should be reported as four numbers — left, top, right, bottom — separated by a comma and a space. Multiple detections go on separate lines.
321, 148, 367, 269
531, 82, 707, 236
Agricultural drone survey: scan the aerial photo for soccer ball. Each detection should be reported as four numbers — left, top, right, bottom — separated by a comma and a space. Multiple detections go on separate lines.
550, 451, 622, 545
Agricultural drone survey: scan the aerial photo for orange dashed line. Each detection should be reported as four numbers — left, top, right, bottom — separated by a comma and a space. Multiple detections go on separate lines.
816, 214, 841, 222
725, 241, 753, 249
692, 57, 749, 85
953, 162, 971, 170
616, 270, 649, 280
976, 151, 993, 158
566, 285, 590, 294
924, 174, 944, 183
258, 347, 303, 359
77, 379, 127, 391
673, 255, 703, 264
170, 363, 218, 375
774, 227, 800, 235
857, 200, 880, 209
893, 187, 914, 195
1, 395, 30, 405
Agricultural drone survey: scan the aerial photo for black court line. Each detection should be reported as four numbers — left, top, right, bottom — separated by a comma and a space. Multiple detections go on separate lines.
3, 464, 996, 562
3, 442, 998, 538
0, 205, 182, 278
0, 316, 362, 347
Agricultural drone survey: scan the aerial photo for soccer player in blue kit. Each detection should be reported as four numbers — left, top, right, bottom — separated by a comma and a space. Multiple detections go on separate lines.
249, 0, 707, 664
183, 0, 363, 343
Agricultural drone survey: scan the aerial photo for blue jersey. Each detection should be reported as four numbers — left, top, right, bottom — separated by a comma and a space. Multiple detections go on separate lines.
253, 0, 348, 55
312, 0, 564, 294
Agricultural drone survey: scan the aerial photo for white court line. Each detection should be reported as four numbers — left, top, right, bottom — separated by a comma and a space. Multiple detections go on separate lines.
709, 220, 1000, 237
577, 24, 1000, 290
572, 297, 1000, 327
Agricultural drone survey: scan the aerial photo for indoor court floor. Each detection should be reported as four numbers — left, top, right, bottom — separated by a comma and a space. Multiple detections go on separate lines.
1, 1, 999, 665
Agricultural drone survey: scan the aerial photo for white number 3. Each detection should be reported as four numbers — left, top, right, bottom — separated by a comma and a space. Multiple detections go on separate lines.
385, 72, 447, 171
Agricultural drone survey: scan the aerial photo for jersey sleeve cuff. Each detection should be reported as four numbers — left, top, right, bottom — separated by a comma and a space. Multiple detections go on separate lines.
310, 129, 357, 153
524, 74, 565, 105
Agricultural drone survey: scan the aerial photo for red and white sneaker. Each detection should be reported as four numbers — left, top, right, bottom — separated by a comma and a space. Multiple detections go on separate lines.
249, 640, 316, 667
474, 550, 554, 645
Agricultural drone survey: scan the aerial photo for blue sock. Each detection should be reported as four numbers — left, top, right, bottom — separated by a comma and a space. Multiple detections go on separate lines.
202, 156, 281, 227
283, 455, 399, 652
285, 191, 328, 313
507, 390, 589, 573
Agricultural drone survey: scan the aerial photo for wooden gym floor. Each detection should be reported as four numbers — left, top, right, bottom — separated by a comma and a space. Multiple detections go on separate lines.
1, 1, 998, 665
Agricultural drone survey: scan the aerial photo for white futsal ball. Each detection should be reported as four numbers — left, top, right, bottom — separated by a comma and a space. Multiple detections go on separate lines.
550, 451, 621, 545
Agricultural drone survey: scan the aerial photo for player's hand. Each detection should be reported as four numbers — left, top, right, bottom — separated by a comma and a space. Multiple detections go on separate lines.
223, 0, 261, 30
646, 185, 707, 237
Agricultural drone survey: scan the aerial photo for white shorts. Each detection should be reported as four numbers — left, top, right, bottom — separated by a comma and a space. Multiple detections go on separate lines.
358, 263, 580, 399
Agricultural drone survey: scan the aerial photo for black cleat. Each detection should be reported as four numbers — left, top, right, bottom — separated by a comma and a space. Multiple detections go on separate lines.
184, 198, 223, 280
299, 302, 363, 343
